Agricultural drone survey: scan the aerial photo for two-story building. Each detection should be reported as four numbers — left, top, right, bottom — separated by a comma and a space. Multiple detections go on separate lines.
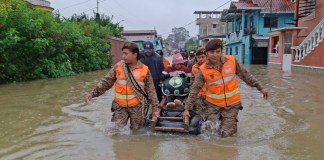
268, 0, 324, 71
194, 11, 228, 47
221, 0, 295, 64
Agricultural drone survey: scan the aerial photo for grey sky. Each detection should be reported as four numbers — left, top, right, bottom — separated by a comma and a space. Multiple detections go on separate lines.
49, 0, 231, 38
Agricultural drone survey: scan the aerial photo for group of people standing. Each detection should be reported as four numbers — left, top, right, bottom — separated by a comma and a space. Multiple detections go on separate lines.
84, 39, 269, 137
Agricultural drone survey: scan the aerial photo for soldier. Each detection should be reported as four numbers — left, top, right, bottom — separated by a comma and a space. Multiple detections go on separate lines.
84, 42, 160, 130
183, 39, 269, 137
190, 48, 207, 114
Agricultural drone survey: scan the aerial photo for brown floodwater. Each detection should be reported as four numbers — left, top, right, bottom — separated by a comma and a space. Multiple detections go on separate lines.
0, 65, 323, 160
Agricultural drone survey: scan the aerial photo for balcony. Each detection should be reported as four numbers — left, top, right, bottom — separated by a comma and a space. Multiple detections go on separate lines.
226, 30, 244, 45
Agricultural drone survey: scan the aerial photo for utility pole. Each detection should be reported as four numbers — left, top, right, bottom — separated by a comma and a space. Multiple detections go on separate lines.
95, 0, 101, 25
97, 0, 99, 14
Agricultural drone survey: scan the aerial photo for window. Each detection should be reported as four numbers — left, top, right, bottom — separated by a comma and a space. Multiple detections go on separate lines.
235, 46, 239, 55
264, 17, 278, 28
250, 16, 254, 34
270, 36, 279, 57
212, 24, 217, 28
229, 47, 232, 55
226, 48, 228, 55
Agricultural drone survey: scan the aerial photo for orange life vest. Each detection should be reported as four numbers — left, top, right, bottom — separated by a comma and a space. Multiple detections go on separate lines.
191, 63, 206, 97
200, 56, 240, 107
114, 62, 149, 107
163, 58, 170, 68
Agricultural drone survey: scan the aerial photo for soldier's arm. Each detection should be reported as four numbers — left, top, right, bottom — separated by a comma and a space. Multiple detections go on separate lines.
235, 59, 264, 91
90, 64, 117, 97
144, 70, 160, 112
184, 70, 205, 110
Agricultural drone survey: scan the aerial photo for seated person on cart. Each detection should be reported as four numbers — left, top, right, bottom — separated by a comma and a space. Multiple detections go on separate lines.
160, 53, 191, 109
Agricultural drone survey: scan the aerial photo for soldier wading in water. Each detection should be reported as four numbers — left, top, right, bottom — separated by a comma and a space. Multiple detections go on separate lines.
84, 42, 160, 130
183, 39, 269, 137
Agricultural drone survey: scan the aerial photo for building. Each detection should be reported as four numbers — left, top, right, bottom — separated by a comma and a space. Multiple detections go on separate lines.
122, 30, 163, 51
25, 0, 54, 12
194, 11, 228, 47
269, 0, 324, 71
221, 0, 295, 64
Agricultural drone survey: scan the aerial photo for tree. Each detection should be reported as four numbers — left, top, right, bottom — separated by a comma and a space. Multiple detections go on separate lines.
165, 27, 189, 49
185, 37, 199, 52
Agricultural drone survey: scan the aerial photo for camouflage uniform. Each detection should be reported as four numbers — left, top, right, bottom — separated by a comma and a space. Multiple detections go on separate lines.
185, 56, 265, 137
187, 58, 197, 73
90, 61, 160, 130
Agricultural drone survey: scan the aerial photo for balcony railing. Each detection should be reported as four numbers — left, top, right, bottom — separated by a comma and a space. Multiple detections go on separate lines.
226, 30, 244, 44
292, 18, 324, 62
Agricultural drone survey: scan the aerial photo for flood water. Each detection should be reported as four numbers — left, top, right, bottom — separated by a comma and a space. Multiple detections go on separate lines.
0, 65, 323, 160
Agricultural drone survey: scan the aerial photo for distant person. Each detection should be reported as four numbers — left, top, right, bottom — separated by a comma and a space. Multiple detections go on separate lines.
156, 49, 170, 68
84, 42, 160, 130
180, 48, 189, 65
187, 49, 197, 72
140, 41, 164, 102
183, 39, 269, 137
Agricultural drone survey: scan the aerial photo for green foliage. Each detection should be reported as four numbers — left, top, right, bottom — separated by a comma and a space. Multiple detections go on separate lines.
0, 0, 122, 84
185, 37, 199, 52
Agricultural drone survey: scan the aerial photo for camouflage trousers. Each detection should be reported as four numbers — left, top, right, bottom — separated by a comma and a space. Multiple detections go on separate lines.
194, 99, 242, 137
111, 101, 145, 130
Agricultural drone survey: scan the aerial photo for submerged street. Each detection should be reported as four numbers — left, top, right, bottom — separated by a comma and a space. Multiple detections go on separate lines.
0, 65, 323, 160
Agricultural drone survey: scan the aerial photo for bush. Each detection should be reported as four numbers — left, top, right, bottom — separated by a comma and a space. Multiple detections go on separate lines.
0, 0, 122, 84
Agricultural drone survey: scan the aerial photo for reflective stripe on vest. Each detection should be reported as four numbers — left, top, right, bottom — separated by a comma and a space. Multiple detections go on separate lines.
116, 80, 144, 86
115, 93, 136, 100
206, 75, 235, 86
206, 88, 240, 99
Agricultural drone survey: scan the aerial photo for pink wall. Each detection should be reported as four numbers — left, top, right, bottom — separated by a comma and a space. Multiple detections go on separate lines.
295, 0, 324, 45
109, 37, 127, 65
292, 0, 324, 67
292, 42, 324, 67
269, 31, 284, 64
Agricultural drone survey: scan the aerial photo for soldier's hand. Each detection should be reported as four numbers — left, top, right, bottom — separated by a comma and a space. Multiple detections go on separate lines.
152, 111, 160, 118
83, 93, 92, 103
170, 73, 179, 77
182, 109, 190, 118
260, 89, 269, 100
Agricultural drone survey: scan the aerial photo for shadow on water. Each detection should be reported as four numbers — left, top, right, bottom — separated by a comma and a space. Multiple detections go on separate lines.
0, 65, 323, 160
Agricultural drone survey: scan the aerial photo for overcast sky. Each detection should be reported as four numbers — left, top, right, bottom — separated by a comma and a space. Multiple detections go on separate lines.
49, 0, 231, 38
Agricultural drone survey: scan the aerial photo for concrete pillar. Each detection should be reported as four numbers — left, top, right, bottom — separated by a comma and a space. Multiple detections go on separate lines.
226, 21, 229, 40
241, 10, 245, 35
233, 15, 236, 32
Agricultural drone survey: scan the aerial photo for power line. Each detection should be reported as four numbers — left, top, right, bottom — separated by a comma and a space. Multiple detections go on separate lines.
58, 0, 92, 11
161, 0, 232, 35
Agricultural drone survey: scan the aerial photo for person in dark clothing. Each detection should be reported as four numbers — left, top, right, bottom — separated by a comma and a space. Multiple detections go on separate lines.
140, 41, 164, 102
